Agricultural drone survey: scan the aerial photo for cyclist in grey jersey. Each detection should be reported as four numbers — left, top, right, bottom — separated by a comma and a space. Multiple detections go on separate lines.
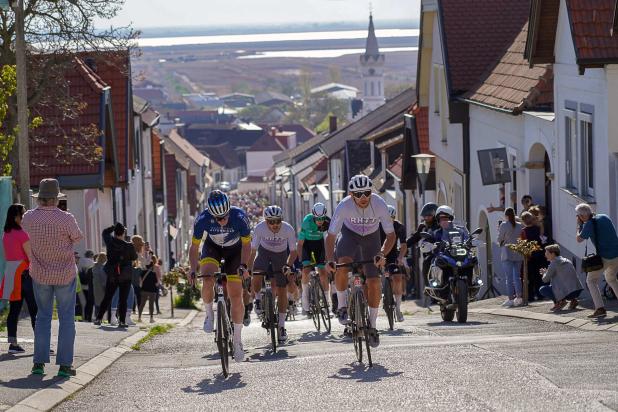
326, 175, 396, 348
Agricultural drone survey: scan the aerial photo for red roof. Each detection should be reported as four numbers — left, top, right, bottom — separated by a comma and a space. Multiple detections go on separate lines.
465, 23, 553, 113
439, 0, 531, 95
165, 153, 177, 218
30, 58, 108, 187
567, 0, 618, 63
81, 50, 134, 184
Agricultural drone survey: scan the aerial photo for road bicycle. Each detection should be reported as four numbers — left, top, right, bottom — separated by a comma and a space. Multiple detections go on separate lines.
254, 269, 279, 353
198, 262, 233, 377
305, 264, 331, 333
337, 260, 374, 367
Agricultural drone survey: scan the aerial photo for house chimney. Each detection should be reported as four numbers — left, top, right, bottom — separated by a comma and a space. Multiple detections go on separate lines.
329, 115, 338, 133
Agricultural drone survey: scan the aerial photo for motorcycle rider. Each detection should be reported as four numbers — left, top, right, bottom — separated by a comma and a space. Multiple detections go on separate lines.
406, 203, 440, 291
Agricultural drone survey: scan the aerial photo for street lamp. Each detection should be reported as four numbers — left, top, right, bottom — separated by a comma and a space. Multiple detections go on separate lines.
412, 154, 435, 205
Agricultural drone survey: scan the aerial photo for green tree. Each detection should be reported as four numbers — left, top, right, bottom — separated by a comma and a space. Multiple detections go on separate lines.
0, 65, 41, 176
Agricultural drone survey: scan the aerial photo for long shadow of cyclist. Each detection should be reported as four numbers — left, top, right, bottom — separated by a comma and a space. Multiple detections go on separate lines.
328, 363, 403, 383
182, 373, 246, 395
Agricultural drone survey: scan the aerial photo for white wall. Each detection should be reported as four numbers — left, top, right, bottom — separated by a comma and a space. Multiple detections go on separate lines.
246, 150, 281, 176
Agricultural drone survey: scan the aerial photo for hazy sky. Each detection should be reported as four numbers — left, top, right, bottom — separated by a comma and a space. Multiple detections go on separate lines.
98, 0, 420, 29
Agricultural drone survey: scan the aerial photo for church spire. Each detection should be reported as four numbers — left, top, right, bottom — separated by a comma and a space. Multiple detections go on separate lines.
364, 13, 380, 58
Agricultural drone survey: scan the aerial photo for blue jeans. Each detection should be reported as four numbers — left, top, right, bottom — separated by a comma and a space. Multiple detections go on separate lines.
33, 277, 76, 366
503, 260, 522, 298
539, 285, 582, 303
112, 283, 135, 313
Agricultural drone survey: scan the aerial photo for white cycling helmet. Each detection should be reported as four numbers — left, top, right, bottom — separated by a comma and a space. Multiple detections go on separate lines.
435, 205, 455, 220
387, 205, 396, 219
311, 202, 327, 217
263, 205, 283, 219
348, 174, 373, 193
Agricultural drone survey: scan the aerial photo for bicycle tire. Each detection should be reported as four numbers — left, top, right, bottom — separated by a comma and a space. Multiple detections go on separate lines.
316, 281, 331, 333
383, 277, 395, 331
350, 292, 362, 363
265, 291, 277, 353
356, 290, 372, 367
216, 301, 229, 377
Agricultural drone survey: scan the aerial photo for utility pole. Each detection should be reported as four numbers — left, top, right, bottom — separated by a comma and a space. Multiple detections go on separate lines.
12, 0, 30, 208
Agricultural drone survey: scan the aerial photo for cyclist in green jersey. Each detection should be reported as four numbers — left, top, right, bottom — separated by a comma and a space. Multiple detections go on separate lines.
296, 203, 330, 316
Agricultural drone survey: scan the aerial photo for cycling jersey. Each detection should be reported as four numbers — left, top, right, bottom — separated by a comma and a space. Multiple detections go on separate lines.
379, 220, 406, 263
192, 206, 251, 248
328, 194, 394, 237
298, 214, 329, 241
251, 220, 297, 253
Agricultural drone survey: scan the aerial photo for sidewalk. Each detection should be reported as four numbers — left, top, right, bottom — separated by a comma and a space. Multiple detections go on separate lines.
469, 295, 618, 332
0, 291, 195, 411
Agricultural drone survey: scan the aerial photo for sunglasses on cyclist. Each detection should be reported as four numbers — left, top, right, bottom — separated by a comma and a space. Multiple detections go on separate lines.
352, 190, 372, 199
267, 218, 282, 225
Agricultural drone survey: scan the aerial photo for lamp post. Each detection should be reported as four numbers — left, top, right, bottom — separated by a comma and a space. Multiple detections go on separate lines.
412, 154, 434, 206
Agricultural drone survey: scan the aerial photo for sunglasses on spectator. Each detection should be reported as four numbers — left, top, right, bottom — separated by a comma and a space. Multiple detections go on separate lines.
352, 190, 372, 199
267, 218, 282, 225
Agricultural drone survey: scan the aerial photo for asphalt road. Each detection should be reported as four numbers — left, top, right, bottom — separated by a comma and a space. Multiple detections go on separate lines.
54, 308, 618, 411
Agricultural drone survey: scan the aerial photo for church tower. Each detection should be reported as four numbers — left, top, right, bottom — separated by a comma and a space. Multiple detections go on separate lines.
359, 13, 385, 116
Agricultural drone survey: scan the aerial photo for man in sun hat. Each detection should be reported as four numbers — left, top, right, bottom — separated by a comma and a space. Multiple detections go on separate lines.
21, 178, 83, 378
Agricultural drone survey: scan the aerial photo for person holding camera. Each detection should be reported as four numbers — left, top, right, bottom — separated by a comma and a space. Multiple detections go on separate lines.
576, 204, 618, 318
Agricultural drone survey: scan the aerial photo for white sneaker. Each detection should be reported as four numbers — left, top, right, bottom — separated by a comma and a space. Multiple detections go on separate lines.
513, 298, 523, 307
233, 341, 244, 362
203, 316, 214, 333
502, 299, 515, 307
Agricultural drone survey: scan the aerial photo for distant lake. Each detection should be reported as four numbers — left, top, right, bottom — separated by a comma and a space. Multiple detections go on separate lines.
136, 29, 419, 48
238, 47, 418, 59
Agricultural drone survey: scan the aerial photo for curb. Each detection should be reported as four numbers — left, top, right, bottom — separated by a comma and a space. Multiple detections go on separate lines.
469, 307, 618, 333
8, 309, 199, 412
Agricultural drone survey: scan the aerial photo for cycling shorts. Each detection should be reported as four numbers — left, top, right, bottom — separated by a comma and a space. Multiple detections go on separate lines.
336, 225, 381, 279
200, 239, 242, 282
302, 239, 326, 269
253, 246, 289, 288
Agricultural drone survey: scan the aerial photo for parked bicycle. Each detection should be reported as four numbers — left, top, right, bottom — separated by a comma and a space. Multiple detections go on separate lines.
337, 260, 374, 367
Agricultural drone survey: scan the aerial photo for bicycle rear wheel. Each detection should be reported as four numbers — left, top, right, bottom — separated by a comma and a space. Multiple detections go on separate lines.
356, 290, 373, 367
350, 293, 362, 363
216, 301, 230, 377
316, 281, 331, 333
383, 277, 395, 331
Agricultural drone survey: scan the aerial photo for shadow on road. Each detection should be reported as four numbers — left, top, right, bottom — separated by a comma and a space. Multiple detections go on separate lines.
182, 373, 246, 395
329, 363, 403, 383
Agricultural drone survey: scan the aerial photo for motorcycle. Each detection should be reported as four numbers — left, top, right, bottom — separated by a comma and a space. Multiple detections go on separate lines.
419, 227, 484, 323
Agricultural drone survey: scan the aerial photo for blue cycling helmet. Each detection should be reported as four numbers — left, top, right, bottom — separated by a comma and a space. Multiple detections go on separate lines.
207, 190, 231, 217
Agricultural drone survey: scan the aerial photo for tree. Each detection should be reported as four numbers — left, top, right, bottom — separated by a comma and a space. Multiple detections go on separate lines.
0, 1, 137, 180
0, 65, 41, 175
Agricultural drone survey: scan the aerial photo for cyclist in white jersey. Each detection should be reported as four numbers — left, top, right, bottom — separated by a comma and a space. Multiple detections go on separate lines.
248, 206, 298, 342
326, 175, 396, 348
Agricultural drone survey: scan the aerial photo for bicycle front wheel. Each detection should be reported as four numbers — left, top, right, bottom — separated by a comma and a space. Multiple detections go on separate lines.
216, 301, 230, 377
356, 290, 372, 367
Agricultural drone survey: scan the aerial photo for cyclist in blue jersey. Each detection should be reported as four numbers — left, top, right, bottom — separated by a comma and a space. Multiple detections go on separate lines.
189, 190, 252, 362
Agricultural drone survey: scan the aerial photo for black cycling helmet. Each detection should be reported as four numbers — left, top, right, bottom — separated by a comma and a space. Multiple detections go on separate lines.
420, 202, 438, 217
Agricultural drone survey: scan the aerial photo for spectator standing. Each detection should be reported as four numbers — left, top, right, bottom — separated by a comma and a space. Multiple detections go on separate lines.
1, 204, 37, 354
92, 253, 107, 316
520, 211, 548, 301
77, 250, 95, 322
497, 208, 524, 307
539, 244, 583, 311
94, 223, 138, 328
22, 179, 83, 377
576, 204, 618, 318
138, 255, 160, 323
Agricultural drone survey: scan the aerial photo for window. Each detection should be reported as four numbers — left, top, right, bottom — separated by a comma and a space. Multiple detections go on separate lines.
565, 114, 577, 190
581, 115, 594, 196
